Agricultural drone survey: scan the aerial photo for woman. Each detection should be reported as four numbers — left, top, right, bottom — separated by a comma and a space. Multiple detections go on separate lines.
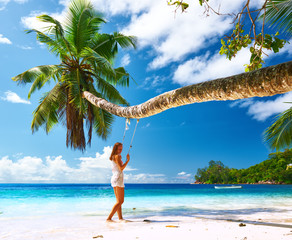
106, 142, 131, 222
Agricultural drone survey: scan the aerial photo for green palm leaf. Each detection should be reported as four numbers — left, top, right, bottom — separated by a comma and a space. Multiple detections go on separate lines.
64, 0, 105, 55
90, 33, 137, 62
37, 14, 65, 37
37, 14, 76, 57
62, 70, 85, 112
87, 83, 114, 140
31, 82, 66, 134
263, 103, 292, 152
80, 47, 116, 77
26, 29, 68, 58
12, 65, 62, 86
111, 67, 138, 87
92, 106, 114, 140
94, 74, 130, 106
28, 74, 53, 99
260, 0, 292, 36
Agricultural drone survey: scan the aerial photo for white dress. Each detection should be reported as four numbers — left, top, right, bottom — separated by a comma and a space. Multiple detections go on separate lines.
111, 158, 125, 188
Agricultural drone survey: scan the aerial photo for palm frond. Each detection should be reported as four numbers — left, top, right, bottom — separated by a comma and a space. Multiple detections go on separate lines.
90, 33, 137, 62
111, 32, 137, 49
87, 82, 114, 140
113, 67, 130, 87
81, 47, 116, 77
31, 82, 66, 134
92, 105, 114, 140
260, 0, 292, 36
263, 104, 292, 151
12, 65, 62, 86
37, 14, 65, 36
28, 74, 56, 99
65, 0, 94, 54
64, 0, 105, 55
26, 29, 68, 58
111, 67, 138, 87
63, 70, 86, 112
93, 74, 130, 106
37, 14, 76, 56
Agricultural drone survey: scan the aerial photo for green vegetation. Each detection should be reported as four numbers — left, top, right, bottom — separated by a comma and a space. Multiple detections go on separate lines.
194, 148, 292, 184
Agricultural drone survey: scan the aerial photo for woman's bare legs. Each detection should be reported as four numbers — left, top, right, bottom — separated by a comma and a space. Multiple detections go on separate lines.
106, 186, 124, 221
115, 187, 124, 219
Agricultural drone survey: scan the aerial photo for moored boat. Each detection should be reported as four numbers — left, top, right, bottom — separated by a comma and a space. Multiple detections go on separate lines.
214, 185, 242, 189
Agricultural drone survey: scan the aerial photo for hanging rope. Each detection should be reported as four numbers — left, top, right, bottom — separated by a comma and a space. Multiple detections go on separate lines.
122, 118, 130, 144
128, 119, 139, 154
121, 118, 140, 154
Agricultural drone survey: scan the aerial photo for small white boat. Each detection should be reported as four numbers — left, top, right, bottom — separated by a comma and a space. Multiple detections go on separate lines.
214, 185, 242, 189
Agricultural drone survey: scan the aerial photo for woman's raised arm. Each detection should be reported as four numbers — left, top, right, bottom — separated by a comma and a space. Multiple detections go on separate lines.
114, 155, 129, 171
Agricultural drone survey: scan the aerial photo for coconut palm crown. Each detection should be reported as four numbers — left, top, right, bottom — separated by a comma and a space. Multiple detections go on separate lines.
12, 0, 137, 152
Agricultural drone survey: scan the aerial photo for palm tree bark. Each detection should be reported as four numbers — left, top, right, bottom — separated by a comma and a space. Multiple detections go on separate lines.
82, 61, 292, 119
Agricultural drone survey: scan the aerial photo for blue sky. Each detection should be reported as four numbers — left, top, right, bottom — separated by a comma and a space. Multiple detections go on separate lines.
0, 0, 291, 183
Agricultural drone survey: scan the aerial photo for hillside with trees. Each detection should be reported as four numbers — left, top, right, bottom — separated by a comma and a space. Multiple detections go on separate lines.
194, 148, 292, 184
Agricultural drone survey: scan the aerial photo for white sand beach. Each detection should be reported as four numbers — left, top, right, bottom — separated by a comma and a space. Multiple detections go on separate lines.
1, 213, 291, 240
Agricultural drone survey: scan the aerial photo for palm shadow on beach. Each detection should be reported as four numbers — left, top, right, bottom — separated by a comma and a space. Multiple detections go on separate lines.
126, 206, 292, 228
128, 205, 287, 217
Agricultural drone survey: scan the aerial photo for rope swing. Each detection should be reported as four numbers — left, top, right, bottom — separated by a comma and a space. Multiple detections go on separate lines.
122, 118, 140, 154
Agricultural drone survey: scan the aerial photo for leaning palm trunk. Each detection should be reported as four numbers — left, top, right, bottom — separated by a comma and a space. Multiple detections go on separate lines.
82, 61, 292, 119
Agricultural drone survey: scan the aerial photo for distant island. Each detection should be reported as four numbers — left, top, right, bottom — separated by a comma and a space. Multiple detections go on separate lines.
193, 148, 292, 184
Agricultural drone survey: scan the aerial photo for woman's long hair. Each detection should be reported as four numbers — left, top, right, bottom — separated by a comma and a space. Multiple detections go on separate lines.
109, 142, 123, 161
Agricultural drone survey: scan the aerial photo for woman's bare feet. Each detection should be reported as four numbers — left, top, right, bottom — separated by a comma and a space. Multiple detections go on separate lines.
118, 219, 132, 222
106, 218, 115, 222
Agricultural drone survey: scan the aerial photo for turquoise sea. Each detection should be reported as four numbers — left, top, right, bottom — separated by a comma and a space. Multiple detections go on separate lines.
0, 183, 291, 221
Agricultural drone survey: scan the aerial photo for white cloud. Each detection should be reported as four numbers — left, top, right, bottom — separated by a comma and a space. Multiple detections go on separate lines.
121, 0, 245, 70
229, 92, 292, 121
180, 121, 186, 126
17, 45, 33, 50
173, 39, 292, 86
0, 146, 172, 183
124, 173, 167, 183
21, 10, 66, 31
14, 0, 28, 3
142, 123, 150, 128
0, 91, 31, 104
23, 0, 244, 70
121, 53, 130, 66
0, 34, 12, 44
277, 40, 292, 56
173, 171, 193, 183
0, 0, 28, 10
78, 146, 137, 171
59, 0, 156, 16
173, 48, 251, 85
137, 75, 167, 91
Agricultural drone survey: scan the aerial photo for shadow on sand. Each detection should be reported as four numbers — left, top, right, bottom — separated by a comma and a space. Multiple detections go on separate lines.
126, 206, 292, 228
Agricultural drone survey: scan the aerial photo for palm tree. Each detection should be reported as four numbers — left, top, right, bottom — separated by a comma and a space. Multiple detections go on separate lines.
12, 0, 137, 152
82, 60, 292, 119
263, 102, 292, 152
